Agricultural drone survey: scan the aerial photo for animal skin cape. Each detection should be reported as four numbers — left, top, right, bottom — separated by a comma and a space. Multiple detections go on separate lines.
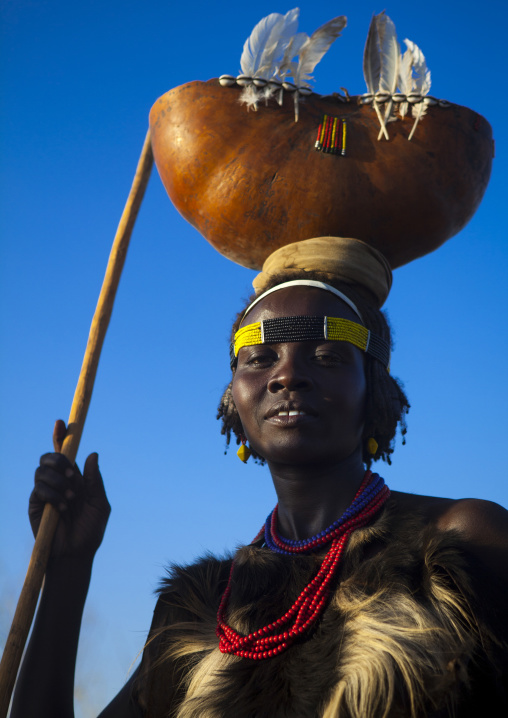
132, 500, 508, 717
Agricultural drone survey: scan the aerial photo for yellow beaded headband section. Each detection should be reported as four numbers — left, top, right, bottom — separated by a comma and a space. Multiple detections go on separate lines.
231, 316, 390, 369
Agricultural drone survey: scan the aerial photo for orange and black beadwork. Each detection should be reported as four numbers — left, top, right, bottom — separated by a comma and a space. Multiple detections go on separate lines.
231, 315, 390, 370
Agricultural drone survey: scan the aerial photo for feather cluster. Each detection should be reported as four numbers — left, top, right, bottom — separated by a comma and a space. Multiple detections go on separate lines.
363, 12, 432, 140
220, 10, 438, 136
220, 8, 346, 121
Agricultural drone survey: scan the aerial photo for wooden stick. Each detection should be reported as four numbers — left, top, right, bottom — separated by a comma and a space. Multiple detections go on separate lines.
0, 128, 154, 717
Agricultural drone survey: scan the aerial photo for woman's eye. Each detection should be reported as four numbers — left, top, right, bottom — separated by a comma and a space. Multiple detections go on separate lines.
249, 355, 274, 365
313, 351, 343, 365
241, 351, 275, 366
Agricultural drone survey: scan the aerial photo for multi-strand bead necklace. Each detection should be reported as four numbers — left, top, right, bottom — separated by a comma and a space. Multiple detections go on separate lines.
217, 471, 389, 660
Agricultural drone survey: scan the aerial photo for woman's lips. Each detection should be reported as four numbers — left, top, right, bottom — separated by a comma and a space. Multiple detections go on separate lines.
266, 412, 316, 427
265, 405, 317, 426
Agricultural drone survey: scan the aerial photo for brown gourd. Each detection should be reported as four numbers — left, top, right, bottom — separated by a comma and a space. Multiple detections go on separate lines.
150, 79, 493, 270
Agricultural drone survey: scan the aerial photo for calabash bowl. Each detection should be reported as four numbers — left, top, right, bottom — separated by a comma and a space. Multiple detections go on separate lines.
149, 79, 493, 270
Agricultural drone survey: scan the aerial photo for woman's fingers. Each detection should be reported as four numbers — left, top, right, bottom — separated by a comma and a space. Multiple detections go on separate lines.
82, 453, 111, 515
38, 452, 78, 482
34, 464, 77, 496
32, 454, 80, 514
30, 448, 110, 557
52, 419, 67, 452
30, 483, 71, 513
83, 453, 104, 495
35, 452, 107, 508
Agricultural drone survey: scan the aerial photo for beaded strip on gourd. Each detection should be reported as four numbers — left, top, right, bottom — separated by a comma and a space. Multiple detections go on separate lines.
315, 115, 347, 156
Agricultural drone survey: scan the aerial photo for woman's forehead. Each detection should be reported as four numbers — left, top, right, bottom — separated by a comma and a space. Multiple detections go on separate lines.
241, 286, 360, 326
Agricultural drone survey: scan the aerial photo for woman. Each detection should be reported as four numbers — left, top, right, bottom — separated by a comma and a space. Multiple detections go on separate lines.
11, 253, 508, 717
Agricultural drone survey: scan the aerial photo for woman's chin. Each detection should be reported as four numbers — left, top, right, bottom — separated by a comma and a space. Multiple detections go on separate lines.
259, 441, 362, 470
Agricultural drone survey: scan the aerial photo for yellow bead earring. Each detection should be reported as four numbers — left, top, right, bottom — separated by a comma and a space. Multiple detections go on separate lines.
367, 437, 378, 456
237, 438, 252, 463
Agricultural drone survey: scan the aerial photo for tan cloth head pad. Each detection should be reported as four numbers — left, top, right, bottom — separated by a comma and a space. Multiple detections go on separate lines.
252, 237, 393, 308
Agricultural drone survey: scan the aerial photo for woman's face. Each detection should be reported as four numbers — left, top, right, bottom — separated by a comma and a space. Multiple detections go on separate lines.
232, 287, 367, 468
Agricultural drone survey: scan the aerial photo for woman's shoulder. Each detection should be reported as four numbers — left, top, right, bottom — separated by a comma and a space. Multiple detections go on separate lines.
388, 490, 508, 578
390, 489, 508, 537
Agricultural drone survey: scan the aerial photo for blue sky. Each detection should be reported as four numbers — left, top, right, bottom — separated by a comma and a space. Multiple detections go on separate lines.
1, 1, 507, 714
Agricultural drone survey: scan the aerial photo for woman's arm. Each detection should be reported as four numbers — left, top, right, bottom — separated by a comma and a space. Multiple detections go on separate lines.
12, 548, 143, 718
10, 423, 116, 718
11, 553, 94, 717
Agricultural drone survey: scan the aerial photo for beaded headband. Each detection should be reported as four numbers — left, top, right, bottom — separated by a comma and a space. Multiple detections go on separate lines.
230, 315, 390, 369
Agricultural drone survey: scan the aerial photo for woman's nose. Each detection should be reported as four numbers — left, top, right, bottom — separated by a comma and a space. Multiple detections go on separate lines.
267, 350, 312, 393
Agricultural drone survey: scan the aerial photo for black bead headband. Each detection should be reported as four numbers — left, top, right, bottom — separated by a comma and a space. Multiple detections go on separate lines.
230, 315, 390, 370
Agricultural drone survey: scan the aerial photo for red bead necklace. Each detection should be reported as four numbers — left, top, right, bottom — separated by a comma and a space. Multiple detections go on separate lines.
217, 471, 389, 660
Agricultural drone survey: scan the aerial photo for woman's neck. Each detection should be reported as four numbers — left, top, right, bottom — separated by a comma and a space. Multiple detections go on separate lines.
267, 450, 367, 541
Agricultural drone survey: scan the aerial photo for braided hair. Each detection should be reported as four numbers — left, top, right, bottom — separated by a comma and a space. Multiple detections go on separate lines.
217, 271, 410, 466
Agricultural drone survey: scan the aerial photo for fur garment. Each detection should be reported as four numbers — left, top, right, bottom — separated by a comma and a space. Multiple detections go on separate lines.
133, 503, 508, 717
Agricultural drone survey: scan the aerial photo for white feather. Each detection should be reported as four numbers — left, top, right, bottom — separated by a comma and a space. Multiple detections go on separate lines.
398, 44, 413, 118
378, 13, 400, 138
238, 84, 260, 110
260, 82, 279, 104
398, 43, 413, 93
404, 39, 431, 97
376, 13, 399, 95
257, 8, 300, 79
363, 14, 381, 95
363, 13, 400, 140
278, 31, 308, 81
240, 13, 285, 77
239, 9, 302, 111
236, 10, 347, 121
293, 15, 346, 88
403, 39, 432, 138
364, 12, 399, 95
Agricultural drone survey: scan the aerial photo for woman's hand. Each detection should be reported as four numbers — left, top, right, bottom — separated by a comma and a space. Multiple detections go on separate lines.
29, 420, 111, 561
